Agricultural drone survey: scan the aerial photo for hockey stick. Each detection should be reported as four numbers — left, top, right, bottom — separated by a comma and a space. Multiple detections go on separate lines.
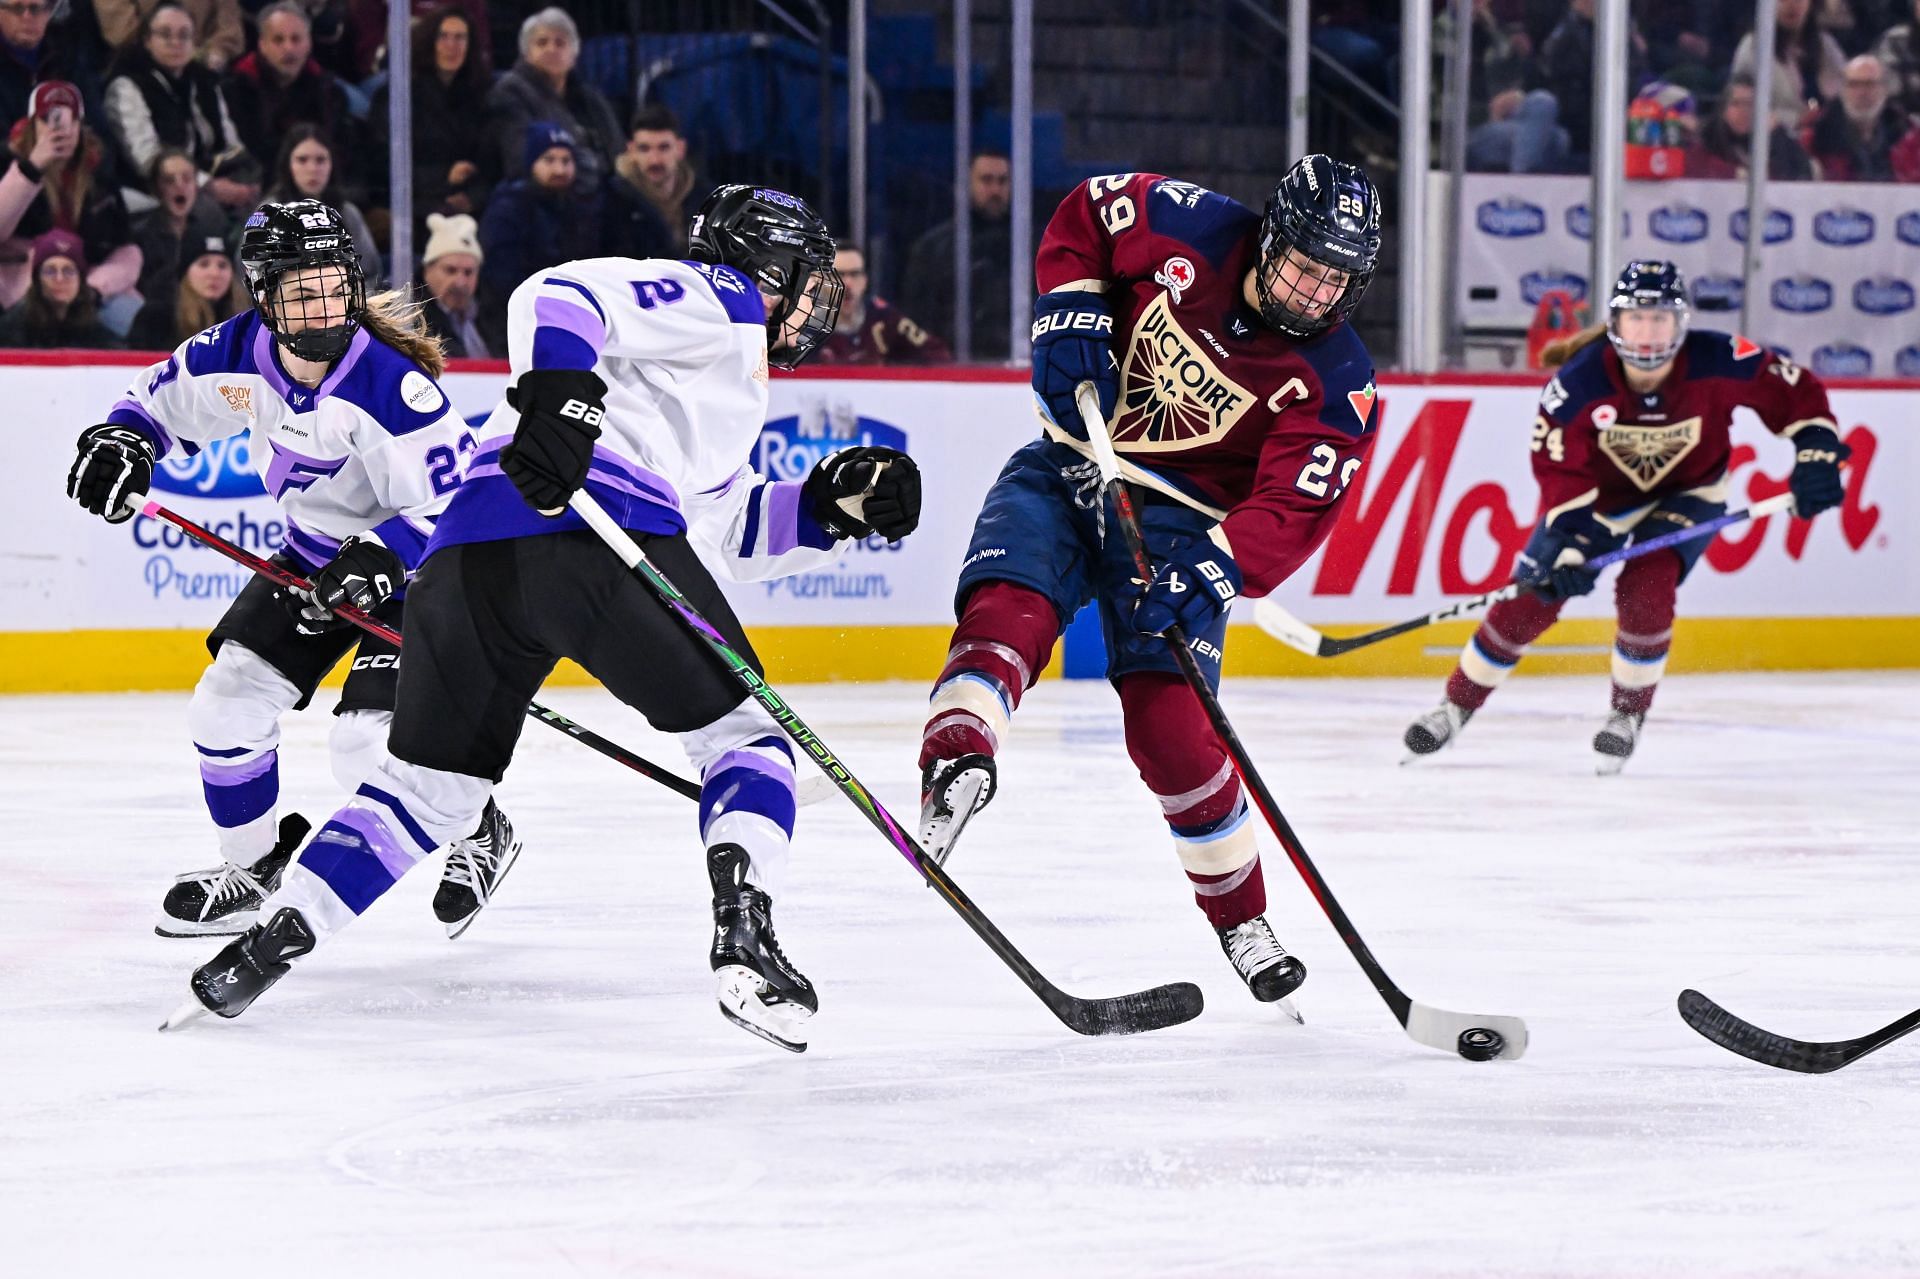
1677, 989, 1920, 1073
131, 496, 709, 801
1254, 491, 1798, 658
567, 488, 1204, 1037
1075, 385, 1527, 1060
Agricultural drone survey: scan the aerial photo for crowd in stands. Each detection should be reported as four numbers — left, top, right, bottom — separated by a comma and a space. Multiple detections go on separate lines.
1428, 0, 1920, 178
12, 2, 1918, 356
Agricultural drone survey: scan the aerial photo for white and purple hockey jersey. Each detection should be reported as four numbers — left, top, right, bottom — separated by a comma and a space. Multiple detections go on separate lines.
427, 256, 850, 582
105, 313, 473, 572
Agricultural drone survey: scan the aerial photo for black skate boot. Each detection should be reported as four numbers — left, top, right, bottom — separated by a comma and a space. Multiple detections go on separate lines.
1593, 710, 1646, 776
157, 813, 312, 938
160, 906, 316, 1030
1217, 915, 1308, 1004
708, 843, 815, 1052
433, 800, 522, 939
918, 753, 997, 867
1403, 701, 1473, 760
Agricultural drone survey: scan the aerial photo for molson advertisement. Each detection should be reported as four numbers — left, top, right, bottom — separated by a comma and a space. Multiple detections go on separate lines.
0, 360, 1910, 689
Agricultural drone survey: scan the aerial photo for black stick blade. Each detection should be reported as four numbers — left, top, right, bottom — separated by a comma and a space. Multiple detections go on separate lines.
1677, 989, 1860, 1074
1047, 981, 1204, 1036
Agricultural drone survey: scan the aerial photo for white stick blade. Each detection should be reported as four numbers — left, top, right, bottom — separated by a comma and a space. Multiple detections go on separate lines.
1252, 598, 1327, 657
1405, 1003, 1530, 1061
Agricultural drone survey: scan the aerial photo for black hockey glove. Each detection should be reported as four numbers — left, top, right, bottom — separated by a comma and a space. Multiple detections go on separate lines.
1788, 424, 1850, 519
803, 446, 922, 541
500, 368, 608, 514
67, 424, 156, 524
282, 537, 404, 632
1515, 508, 1622, 603
1030, 290, 1118, 438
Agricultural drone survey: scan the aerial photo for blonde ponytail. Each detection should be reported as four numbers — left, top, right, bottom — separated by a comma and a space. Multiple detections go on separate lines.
1539, 323, 1609, 370
359, 288, 447, 379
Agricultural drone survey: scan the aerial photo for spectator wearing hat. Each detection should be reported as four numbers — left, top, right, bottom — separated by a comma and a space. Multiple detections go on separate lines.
0, 81, 142, 329
96, 1, 245, 73
222, 2, 363, 198
130, 145, 227, 300
603, 103, 713, 260
416, 210, 499, 359
103, 3, 248, 203
477, 121, 600, 306
126, 228, 242, 348
0, 227, 119, 346
0, 0, 108, 136
369, 4, 496, 239
485, 7, 620, 196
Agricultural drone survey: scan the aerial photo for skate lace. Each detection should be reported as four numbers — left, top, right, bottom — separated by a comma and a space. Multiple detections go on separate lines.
1224, 920, 1286, 976
189, 862, 269, 912
442, 832, 501, 893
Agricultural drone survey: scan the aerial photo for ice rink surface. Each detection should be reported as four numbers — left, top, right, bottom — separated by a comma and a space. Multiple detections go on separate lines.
3, 670, 1917, 1277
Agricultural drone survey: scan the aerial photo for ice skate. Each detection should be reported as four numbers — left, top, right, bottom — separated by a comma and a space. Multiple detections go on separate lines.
918, 753, 997, 867
433, 799, 522, 939
1217, 915, 1307, 1014
160, 906, 316, 1031
708, 843, 816, 1052
1402, 701, 1472, 762
1593, 710, 1646, 776
156, 813, 311, 938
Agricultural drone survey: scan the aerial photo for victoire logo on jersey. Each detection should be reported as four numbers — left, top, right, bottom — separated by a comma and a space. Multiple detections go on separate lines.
147, 435, 266, 499
1730, 208, 1794, 245
1115, 294, 1253, 450
1851, 276, 1915, 316
1598, 419, 1703, 491
1812, 343, 1873, 377
1813, 208, 1876, 246
1474, 198, 1546, 238
1647, 203, 1709, 244
1770, 276, 1833, 313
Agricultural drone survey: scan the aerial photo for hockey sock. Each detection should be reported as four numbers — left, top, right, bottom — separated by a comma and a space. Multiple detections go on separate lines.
683, 703, 798, 899
188, 643, 301, 863
1120, 673, 1265, 928
920, 582, 1058, 769
1445, 592, 1565, 712
1611, 550, 1681, 715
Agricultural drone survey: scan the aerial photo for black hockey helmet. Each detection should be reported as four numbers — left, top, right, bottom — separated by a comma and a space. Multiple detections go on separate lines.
1254, 154, 1382, 340
1606, 259, 1690, 370
688, 184, 843, 369
238, 198, 366, 364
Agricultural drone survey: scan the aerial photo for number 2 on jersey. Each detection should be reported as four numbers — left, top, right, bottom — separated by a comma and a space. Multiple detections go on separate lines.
1295, 443, 1360, 498
1088, 173, 1137, 235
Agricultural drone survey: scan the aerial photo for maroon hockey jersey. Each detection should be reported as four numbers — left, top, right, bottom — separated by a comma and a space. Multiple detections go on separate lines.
1532, 329, 1839, 518
816, 295, 952, 366
1036, 172, 1381, 595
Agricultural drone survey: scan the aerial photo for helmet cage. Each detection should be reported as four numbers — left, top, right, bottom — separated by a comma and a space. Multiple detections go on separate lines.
689, 185, 844, 369
239, 200, 367, 364
1254, 155, 1381, 340
1606, 261, 1690, 371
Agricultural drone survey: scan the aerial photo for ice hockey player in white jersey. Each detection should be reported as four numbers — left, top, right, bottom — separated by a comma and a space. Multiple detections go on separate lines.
161, 185, 923, 1052
66, 199, 518, 941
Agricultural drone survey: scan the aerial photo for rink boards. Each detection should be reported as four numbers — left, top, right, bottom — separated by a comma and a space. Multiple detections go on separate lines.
1, 356, 1913, 691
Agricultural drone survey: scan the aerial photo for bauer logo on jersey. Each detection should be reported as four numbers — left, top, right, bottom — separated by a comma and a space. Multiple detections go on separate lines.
1115, 295, 1253, 451
1153, 256, 1196, 303
1597, 418, 1702, 492
399, 369, 445, 412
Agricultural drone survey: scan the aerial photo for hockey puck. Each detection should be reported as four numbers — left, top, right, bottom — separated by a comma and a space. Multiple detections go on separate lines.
1457, 1027, 1505, 1061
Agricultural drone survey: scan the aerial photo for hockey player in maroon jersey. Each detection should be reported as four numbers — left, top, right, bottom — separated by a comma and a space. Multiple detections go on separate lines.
1403, 260, 1850, 774
916, 155, 1384, 1005
815, 245, 951, 365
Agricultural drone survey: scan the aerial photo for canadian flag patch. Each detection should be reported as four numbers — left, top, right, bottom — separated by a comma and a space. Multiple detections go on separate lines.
1731, 335, 1762, 361
1347, 381, 1378, 428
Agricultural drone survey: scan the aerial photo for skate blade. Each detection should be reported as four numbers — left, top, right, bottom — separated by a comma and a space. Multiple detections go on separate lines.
159, 997, 211, 1033
919, 770, 991, 872
714, 965, 811, 1054
1594, 752, 1629, 777
1276, 996, 1304, 1025
443, 839, 524, 941
155, 916, 252, 939
796, 773, 837, 807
